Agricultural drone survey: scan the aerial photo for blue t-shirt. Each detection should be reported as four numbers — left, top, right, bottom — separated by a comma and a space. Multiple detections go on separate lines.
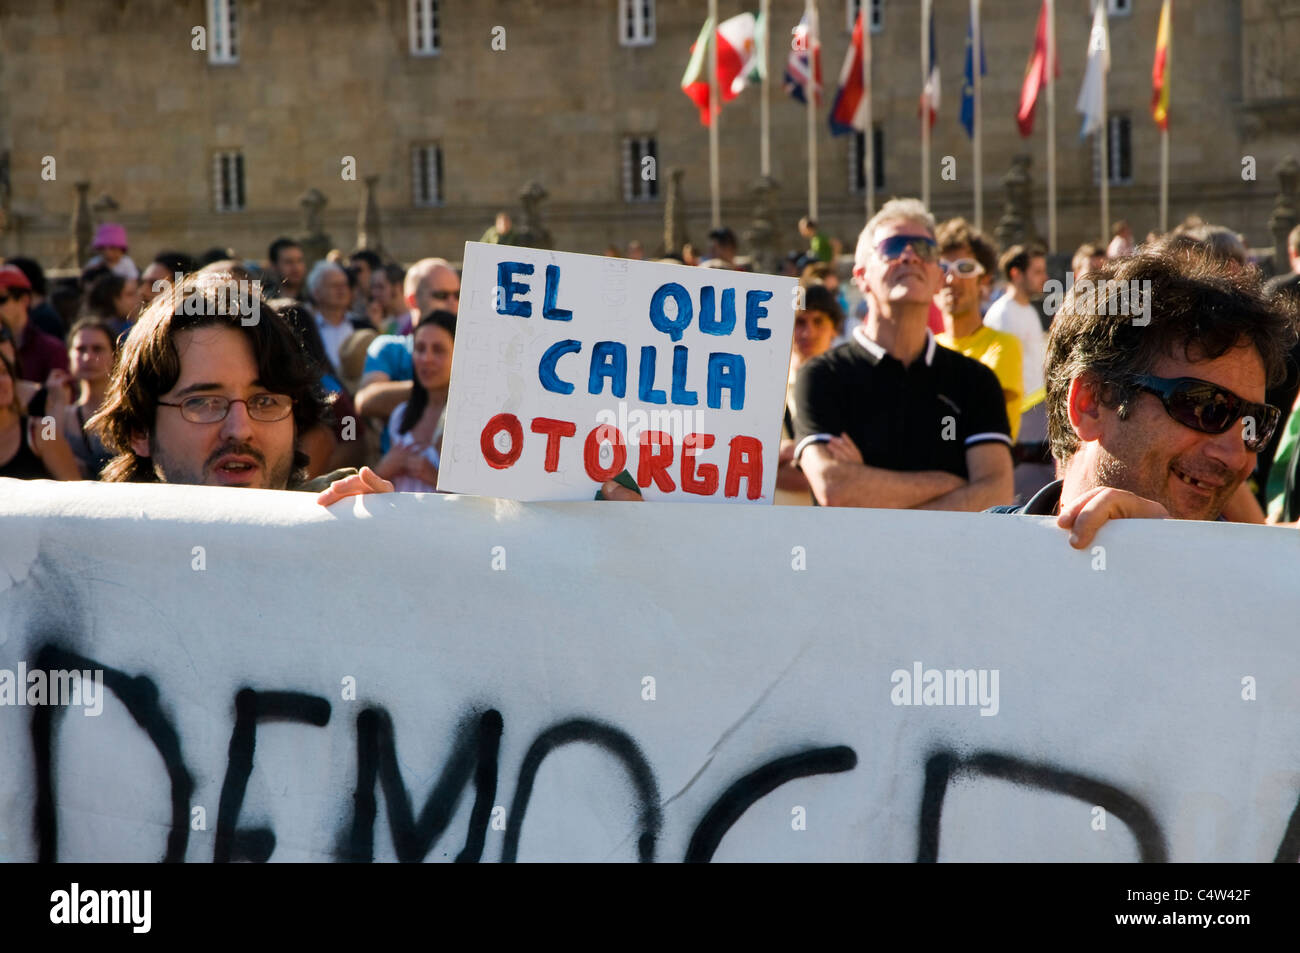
362, 334, 413, 453
363, 334, 414, 383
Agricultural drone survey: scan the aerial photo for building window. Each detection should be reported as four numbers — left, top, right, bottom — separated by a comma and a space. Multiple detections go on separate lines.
847, 0, 883, 33
619, 0, 655, 46
209, 0, 239, 64
1093, 114, 1133, 186
410, 0, 441, 56
1107, 0, 1132, 16
850, 126, 885, 193
622, 135, 658, 202
412, 143, 444, 207
212, 152, 245, 212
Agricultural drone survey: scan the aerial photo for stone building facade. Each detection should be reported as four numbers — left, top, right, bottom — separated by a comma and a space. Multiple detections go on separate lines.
0, 0, 1296, 269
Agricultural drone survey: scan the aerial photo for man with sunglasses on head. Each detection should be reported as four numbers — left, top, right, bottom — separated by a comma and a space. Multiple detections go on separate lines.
934, 218, 1025, 442
791, 198, 1015, 510
991, 248, 1296, 548
354, 258, 460, 444
90, 267, 392, 504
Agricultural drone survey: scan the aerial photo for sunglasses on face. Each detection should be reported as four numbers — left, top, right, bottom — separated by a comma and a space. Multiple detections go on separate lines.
875, 235, 938, 264
939, 258, 984, 278
1126, 374, 1279, 452
0, 294, 11, 305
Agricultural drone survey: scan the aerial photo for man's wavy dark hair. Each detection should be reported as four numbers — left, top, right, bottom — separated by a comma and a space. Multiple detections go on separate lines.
89, 266, 332, 484
1044, 248, 1298, 465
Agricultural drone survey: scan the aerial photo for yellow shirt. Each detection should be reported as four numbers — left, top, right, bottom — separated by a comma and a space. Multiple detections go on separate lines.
937, 325, 1024, 442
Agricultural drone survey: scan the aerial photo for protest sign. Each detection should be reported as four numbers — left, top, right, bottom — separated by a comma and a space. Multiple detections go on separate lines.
438, 244, 797, 501
2, 479, 1298, 862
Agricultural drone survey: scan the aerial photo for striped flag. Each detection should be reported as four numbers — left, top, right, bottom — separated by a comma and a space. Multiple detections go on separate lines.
920, 4, 940, 128
1017, 0, 1058, 137
829, 9, 870, 135
681, 13, 759, 127
1151, 0, 1171, 130
784, 8, 822, 105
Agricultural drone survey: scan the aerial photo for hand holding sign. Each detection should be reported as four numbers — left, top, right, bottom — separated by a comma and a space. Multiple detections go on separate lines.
438, 245, 797, 502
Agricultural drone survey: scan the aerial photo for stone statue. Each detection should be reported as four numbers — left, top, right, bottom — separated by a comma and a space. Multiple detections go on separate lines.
72, 182, 93, 267
995, 154, 1039, 252
663, 167, 688, 256
1270, 157, 1299, 277
356, 175, 383, 255
743, 175, 780, 274
298, 188, 331, 265
514, 181, 552, 250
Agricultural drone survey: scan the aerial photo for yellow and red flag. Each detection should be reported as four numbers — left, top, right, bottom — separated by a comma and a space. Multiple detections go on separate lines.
1151, 0, 1171, 130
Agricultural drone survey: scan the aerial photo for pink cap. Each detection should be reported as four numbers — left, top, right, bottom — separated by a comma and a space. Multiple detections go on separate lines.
93, 222, 129, 250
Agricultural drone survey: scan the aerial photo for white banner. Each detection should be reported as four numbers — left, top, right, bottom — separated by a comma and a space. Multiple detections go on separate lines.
1, 479, 1298, 862
439, 244, 797, 502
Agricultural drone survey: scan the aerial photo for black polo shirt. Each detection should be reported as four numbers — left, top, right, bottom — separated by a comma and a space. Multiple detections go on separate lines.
792, 326, 1012, 479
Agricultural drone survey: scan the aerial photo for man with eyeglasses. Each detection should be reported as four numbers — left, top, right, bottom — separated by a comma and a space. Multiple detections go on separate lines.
355, 258, 460, 444
90, 268, 392, 503
791, 198, 1015, 510
991, 247, 1297, 548
933, 217, 1025, 443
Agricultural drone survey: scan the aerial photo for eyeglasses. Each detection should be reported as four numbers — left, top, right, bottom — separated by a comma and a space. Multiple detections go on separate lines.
875, 235, 938, 263
939, 258, 985, 278
430, 290, 459, 301
0, 294, 11, 305
1125, 374, 1279, 452
157, 393, 294, 424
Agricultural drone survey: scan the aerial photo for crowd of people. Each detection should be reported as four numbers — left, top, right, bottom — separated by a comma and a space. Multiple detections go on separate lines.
3, 204, 1299, 545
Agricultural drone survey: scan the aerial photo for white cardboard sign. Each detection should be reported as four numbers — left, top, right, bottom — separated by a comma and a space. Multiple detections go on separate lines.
438, 243, 797, 502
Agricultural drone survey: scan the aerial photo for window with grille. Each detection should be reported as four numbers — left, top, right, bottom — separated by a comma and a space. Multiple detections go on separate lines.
847, 0, 884, 33
849, 126, 885, 193
209, 0, 239, 64
620, 0, 655, 46
412, 143, 444, 207
622, 135, 658, 202
1092, 114, 1133, 186
410, 0, 441, 56
212, 152, 245, 212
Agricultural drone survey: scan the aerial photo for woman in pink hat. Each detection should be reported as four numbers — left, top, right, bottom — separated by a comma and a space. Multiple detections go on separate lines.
86, 222, 140, 281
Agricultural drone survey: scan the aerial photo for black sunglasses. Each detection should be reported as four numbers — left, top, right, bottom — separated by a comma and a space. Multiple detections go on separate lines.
1125, 374, 1279, 453
875, 235, 938, 263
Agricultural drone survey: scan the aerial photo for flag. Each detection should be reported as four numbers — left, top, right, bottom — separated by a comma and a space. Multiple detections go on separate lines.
732, 10, 767, 96
1151, 0, 1171, 130
1076, 0, 1109, 139
920, 5, 940, 128
1017, 0, 1059, 137
829, 9, 870, 134
681, 13, 759, 126
960, 8, 986, 138
784, 8, 822, 105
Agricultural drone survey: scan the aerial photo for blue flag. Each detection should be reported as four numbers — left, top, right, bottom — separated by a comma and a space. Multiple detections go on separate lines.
960, 13, 986, 138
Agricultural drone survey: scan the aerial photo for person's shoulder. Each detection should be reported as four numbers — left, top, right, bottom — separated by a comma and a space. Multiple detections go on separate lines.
799, 340, 867, 383
983, 325, 1022, 356
366, 333, 409, 358
934, 341, 1004, 389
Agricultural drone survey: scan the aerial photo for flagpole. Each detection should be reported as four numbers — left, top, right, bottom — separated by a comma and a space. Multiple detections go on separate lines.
760, 0, 771, 179
1098, 0, 1109, 244
863, 10, 874, 218
1159, 3, 1170, 234
1046, 0, 1057, 253
921, 0, 931, 209
708, 0, 721, 229
972, 0, 982, 230
805, 0, 818, 221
